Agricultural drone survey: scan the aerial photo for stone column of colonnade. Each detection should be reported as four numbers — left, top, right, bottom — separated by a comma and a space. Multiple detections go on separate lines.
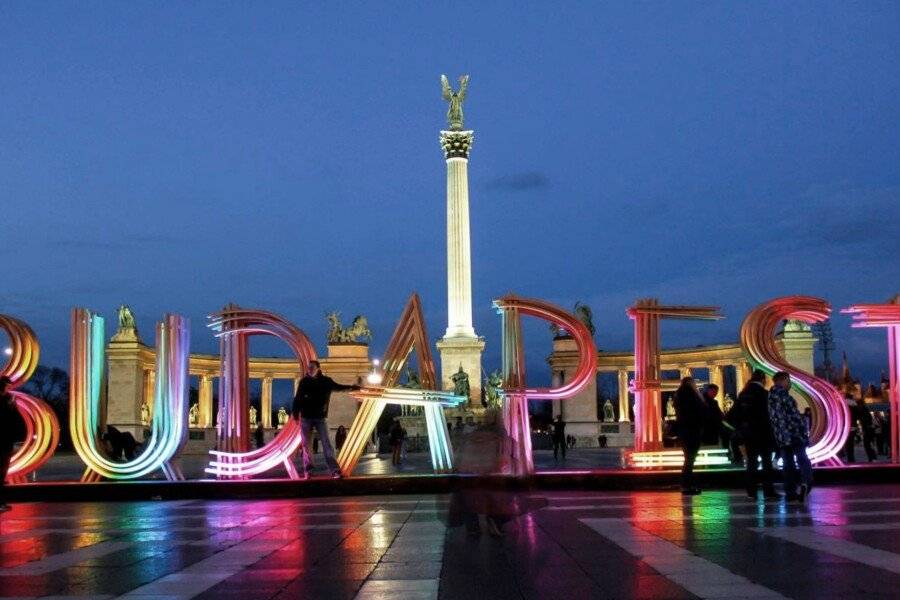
709, 364, 725, 404
143, 370, 155, 419
617, 369, 630, 422
199, 374, 214, 428
260, 376, 273, 428
735, 361, 751, 394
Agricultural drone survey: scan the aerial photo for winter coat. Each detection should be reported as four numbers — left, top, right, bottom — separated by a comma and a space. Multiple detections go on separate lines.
673, 384, 706, 442
702, 396, 724, 445
767, 386, 810, 448
732, 381, 776, 448
292, 372, 355, 420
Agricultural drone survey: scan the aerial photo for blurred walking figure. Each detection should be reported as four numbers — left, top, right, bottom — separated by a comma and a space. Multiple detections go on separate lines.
732, 369, 779, 499
389, 419, 404, 466
335, 425, 347, 452
0, 377, 16, 512
447, 409, 546, 538
552, 415, 566, 460
292, 360, 360, 479
768, 371, 812, 501
857, 401, 878, 462
673, 376, 706, 495
844, 394, 858, 463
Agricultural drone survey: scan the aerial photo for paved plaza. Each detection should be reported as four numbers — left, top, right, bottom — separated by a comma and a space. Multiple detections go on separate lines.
1, 484, 899, 599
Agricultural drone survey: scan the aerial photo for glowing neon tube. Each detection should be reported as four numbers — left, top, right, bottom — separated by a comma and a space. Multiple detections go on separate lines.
842, 298, 900, 463
0, 315, 59, 482
338, 293, 464, 475
205, 307, 316, 480
626, 300, 722, 457
70, 309, 190, 480
627, 448, 730, 467
492, 295, 598, 475
740, 296, 849, 464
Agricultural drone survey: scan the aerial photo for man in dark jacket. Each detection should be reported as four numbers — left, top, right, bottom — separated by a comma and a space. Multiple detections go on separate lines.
673, 376, 705, 495
0, 376, 18, 511
292, 361, 360, 479
734, 369, 779, 499
552, 415, 566, 460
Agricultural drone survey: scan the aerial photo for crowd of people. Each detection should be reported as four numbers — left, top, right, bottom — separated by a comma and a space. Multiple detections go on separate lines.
674, 369, 813, 501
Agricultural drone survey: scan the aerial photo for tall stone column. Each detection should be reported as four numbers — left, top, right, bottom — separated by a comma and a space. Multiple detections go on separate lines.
261, 376, 273, 428
436, 126, 484, 407
617, 369, 630, 422
199, 374, 213, 428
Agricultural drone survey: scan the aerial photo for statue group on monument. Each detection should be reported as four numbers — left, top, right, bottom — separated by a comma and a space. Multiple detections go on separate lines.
325, 312, 373, 344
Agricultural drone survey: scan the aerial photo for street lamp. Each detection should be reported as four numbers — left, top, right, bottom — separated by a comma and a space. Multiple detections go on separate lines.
366, 359, 383, 385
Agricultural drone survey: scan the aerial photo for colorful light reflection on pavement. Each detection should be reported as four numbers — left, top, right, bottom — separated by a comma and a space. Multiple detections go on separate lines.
1, 485, 900, 598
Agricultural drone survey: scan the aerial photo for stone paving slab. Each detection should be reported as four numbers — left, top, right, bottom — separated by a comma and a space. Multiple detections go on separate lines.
2, 485, 900, 598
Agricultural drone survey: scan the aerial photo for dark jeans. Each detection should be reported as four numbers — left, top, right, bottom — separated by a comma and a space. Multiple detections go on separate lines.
845, 432, 856, 463
781, 443, 813, 496
300, 418, 339, 475
680, 437, 701, 490
745, 442, 775, 494
862, 430, 877, 462
553, 437, 566, 459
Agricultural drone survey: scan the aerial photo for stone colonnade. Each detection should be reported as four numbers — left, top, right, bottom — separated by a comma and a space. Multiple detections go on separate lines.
548, 327, 815, 447
107, 337, 371, 447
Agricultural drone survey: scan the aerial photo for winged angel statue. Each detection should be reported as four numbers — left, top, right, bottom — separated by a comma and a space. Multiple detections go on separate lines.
441, 74, 469, 130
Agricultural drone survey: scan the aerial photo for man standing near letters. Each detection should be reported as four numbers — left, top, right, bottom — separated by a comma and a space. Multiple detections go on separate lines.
734, 369, 780, 499
292, 361, 360, 479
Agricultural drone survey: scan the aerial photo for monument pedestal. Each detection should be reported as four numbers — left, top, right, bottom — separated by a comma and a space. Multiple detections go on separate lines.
598, 421, 636, 448
436, 336, 485, 410
106, 336, 147, 441
324, 342, 370, 441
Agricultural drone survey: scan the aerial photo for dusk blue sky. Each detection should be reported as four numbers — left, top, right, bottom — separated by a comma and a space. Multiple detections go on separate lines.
2, 3, 898, 386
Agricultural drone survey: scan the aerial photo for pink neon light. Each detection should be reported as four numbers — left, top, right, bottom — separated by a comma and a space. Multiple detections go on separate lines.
842, 300, 900, 463
494, 295, 597, 400
205, 308, 317, 479
8, 391, 60, 481
627, 300, 721, 453
493, 295, 597, 475
740, 296, 849, 464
